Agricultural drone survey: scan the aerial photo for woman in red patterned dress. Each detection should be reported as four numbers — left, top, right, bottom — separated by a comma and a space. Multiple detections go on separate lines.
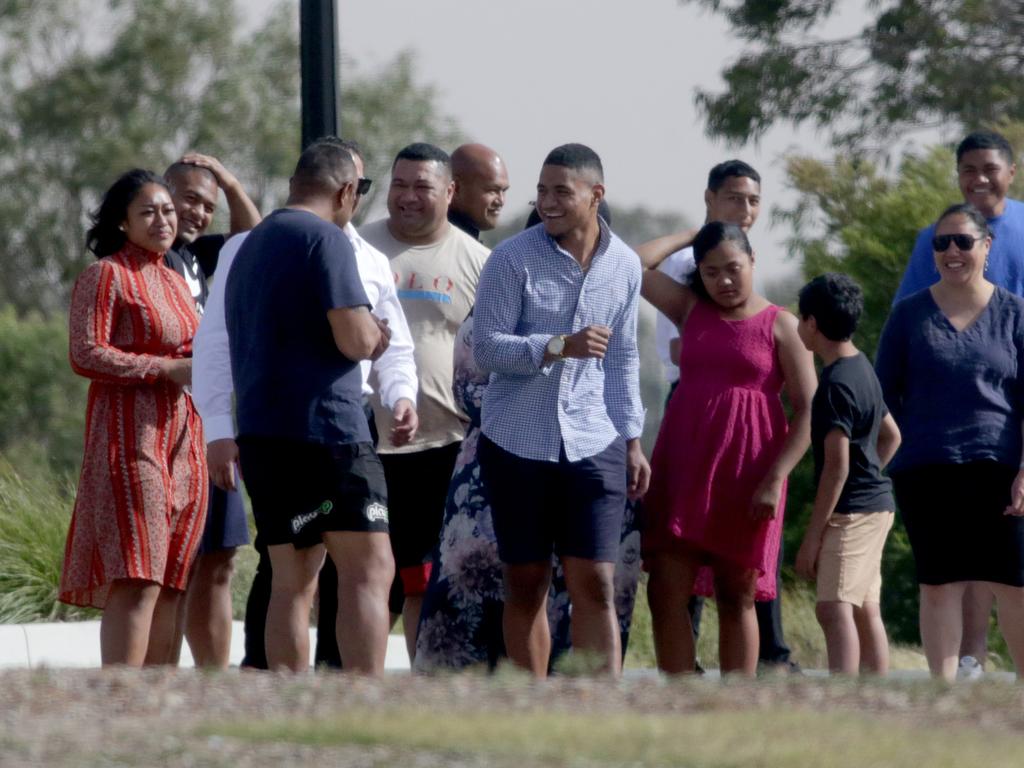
60, 169, 208, 666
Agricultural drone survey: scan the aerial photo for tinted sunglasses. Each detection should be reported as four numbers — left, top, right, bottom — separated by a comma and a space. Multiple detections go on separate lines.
932, 233, 981, 252
357, 177, 373, 196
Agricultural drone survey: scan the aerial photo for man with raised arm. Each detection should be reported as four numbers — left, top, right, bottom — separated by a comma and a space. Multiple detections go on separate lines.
162, 153, 261, 668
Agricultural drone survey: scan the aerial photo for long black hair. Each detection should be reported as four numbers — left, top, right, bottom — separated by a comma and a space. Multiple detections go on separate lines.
687, 221, 752, 300
86, 169, 169, 257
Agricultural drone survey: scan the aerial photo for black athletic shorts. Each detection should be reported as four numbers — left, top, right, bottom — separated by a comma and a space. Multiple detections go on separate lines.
379, 441, 461, 596
238, 436, 389, 549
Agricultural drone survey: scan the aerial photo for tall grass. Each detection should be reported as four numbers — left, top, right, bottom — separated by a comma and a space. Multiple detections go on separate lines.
0, 456, 96, 622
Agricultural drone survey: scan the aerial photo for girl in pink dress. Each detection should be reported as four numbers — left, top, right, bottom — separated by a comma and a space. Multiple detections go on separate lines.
641, 222, 816, 676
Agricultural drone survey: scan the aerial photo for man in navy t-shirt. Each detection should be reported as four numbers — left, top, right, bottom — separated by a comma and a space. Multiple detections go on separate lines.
226, 141, 394, 674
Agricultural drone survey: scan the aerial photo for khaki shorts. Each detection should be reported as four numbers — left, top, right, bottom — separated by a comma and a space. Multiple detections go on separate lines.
816, 511, 894, 606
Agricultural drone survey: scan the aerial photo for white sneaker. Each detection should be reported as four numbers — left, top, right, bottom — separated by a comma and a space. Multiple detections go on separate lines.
957, 655, 984, 681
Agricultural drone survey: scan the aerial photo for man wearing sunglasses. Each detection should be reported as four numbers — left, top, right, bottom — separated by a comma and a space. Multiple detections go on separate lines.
892, 129, 1024, 682
193, 138, 418, 670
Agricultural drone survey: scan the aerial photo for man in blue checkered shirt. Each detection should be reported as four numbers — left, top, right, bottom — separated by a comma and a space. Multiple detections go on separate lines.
474, 143, 649, 677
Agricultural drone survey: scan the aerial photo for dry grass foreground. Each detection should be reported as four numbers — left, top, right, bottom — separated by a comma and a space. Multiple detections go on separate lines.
1, 668, 1023, 767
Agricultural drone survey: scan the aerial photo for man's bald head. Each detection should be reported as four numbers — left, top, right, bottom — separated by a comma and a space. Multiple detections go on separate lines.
450, 143, 509, 232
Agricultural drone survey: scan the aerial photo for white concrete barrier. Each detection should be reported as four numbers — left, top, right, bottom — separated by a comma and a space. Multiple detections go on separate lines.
0, 621, 411, 670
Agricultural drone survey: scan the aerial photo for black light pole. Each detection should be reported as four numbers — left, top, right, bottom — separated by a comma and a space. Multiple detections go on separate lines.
299, 0, 339, 149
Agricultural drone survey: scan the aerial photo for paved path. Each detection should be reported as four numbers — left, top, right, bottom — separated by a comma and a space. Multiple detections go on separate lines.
0, 621, 411, 670
1, 622, 1016, 680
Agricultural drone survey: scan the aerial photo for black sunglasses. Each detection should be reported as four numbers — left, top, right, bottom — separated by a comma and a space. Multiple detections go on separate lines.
932, 233, 981, 252
357, 177, 373, 196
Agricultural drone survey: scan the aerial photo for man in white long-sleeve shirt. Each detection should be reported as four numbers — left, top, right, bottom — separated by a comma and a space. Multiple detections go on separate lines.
192, 138, 418, 669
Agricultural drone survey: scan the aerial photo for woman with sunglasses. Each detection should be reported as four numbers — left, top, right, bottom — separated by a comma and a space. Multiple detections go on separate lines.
876, 202, 1024, 681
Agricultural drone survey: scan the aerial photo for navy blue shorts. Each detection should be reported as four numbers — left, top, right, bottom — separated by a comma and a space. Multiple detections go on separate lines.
478, 435, 627, 564
197, 475, 251, 554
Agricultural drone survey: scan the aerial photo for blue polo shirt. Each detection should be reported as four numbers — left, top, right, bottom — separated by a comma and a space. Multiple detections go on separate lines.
894, 198, 1024, 302
225, 208, 371, 446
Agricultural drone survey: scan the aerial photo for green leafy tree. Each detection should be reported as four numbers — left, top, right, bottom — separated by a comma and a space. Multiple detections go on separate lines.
682, 0, 1024, 147
0, 0, 462, 315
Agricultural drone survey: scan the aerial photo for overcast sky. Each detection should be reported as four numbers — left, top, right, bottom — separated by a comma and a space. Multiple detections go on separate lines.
250, 1, 941, 285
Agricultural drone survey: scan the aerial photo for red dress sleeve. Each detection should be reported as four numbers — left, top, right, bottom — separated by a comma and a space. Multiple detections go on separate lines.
68, 260, 164, 384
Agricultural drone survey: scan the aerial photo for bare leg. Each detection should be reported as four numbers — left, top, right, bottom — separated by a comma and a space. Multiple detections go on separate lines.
502, 561, 552, 677
326, 531, 395, 675
816, 601, 859, 675
561, 557, 620, 676
101, 579, 161, 667
646, 551, 700, 674
713, 563, 759, 677
919, 582, 967, 682
401, 595, 423, 663
266, 543, 326, 672
144, 586, 185, 665
990, 582, 1024, 678
960, 582, 994, 666
853, 601, 889, 675
185, 548, 237, 668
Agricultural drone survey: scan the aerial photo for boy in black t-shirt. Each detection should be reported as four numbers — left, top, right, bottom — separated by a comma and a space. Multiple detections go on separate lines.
795, 274, 902, 675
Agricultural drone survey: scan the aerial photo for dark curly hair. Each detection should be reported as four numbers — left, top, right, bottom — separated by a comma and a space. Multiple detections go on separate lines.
86, 169, 169, 257
688, 221, 752, 301
798, 273, 864, 341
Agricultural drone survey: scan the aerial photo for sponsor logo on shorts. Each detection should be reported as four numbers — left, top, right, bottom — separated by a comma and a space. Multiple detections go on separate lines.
291, 500, 333, 535
365, 502, 388, 523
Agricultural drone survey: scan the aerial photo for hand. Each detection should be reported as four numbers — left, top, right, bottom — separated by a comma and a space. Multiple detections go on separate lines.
795, 536, 820, 581
626, 439, 651, 500
160, 358, 192, 387
1005, 469, 1024, 516
370, 316, 391, 361
180, 152, 238, 190
563, 325, 612, 360
207, 438, 239, 492
389, 398, 418, 447
750, 474, 783, 521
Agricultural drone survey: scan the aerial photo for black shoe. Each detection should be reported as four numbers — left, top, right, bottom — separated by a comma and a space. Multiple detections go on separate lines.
757, 659, 802, 676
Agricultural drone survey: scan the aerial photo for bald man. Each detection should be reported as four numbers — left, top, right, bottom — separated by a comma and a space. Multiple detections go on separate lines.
448, 143, 510, 240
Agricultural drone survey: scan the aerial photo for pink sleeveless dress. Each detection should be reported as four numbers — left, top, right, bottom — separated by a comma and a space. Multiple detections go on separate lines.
643, 300, 788, 600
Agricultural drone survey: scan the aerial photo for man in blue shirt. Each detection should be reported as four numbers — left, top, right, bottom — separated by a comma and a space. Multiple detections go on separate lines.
474, 143, 649, 677
226, 141, 394, 674
893, 130, 1024, 679
895, 130, 1024, 301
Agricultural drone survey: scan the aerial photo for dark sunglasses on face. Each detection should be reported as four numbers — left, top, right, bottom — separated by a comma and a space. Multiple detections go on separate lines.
932, 233, 981, 252
357, 177, 373, 196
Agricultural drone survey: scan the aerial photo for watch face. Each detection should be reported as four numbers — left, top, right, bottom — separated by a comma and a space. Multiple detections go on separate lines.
548, 335, 565, 355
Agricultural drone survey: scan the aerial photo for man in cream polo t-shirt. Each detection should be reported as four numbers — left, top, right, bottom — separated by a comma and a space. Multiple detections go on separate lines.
361, 142, 489, 661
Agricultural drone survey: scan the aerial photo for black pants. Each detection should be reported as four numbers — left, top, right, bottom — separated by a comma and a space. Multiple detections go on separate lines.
241, 402, 378, 670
